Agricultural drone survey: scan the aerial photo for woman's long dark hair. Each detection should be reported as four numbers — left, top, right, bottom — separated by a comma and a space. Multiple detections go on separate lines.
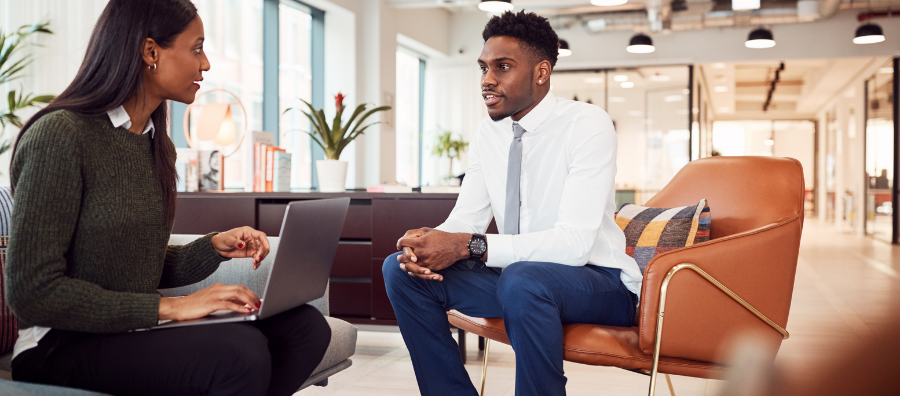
11, 0, 199, 225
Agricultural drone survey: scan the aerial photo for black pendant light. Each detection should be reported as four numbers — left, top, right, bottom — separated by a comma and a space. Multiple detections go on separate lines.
745, 27, 775, 48
558, 39, 572, 57
854, 23, 885, 44
478, 0, 514, 12
626, 33, 655, 53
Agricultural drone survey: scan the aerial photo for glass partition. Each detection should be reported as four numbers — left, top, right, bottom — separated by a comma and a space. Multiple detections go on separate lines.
865, 61, 894, 243
553, 66, 691, 207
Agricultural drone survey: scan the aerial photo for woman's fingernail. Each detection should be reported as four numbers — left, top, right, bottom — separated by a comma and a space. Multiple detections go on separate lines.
424, 269, 430, 274
238, 242, 245, 248
246, 307, 252, 311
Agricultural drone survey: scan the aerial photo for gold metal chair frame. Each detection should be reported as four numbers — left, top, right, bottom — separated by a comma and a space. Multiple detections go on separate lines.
475, 263, 790, 396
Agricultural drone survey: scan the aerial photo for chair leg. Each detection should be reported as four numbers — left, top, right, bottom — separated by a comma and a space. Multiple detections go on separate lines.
664, 374, 676, 396
458, 328, 467, 364
479, 339, 491, 396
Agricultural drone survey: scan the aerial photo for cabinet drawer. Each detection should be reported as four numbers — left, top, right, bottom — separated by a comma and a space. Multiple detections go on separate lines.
371, 199, 457, 258
258, 199, 371, 239
332, 242, 372, 278
329, 282, 371, 318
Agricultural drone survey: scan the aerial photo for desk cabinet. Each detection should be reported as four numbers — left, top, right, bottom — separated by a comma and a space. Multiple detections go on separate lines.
173, 192, 497, 325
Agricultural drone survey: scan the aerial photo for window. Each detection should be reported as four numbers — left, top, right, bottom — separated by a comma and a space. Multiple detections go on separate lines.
279, 1, 313, 189
189, 0, 264, 189
175, 0, 323, 191
396, 50, 424, 186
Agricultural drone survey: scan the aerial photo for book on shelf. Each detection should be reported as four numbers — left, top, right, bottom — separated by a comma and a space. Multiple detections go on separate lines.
265, 146, 286, 192
420, 185, 461, 193
246, 131, 275, 192
367, 183, 413, 193
273, 151, 292, 192
175, 148, 199, 192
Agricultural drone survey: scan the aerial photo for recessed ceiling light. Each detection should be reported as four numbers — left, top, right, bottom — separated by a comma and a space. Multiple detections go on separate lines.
664, 95, 683, 102
650, 74, 671, 82
584, 77, 605, 84
591, 0, 628, 6
719, 107, 730, 112
745, 27, 775, 49
609, 96, 626, 103
714, 86, 728, 93
764, 139, 775, 146
614, 75, 628, 82
879, 67, 894, 74
478, 0, 514, 13
621, 82, 635, 88
682, 88, 690, 95
626, 34, 655, 54
712, 63, 726, 69
732, 0, 760, 11
854, 23, 885, 44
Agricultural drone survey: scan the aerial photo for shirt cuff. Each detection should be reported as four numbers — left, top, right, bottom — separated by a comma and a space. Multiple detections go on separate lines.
485, 234, 514, 268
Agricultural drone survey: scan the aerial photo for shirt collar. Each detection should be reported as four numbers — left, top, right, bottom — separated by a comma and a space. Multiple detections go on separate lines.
513, 90, 557, 135
107, 105, 155, 138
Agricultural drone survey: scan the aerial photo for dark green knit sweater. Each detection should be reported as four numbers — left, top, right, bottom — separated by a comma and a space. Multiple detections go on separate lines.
6, 109, 229, 333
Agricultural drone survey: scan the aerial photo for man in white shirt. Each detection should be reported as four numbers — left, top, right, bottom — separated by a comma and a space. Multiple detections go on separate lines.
383, 10, 642, 396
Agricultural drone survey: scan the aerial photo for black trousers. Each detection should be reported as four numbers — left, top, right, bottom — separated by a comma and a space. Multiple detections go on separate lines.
11, 304, 332, 396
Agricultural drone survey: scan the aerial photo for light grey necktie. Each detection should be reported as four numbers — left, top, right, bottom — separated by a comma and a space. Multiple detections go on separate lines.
504, 123, 526, 235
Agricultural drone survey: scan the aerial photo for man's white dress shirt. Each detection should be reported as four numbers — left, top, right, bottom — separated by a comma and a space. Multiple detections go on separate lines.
435, 91, 643, 298
12, 106, 155, 360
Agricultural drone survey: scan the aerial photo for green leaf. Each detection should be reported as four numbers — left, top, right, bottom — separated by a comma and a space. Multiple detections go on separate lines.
303, 131, 327, 153
331, 109, 343, 145
29, 94, 53, 104
336, 122, 379, 154
340, 104, 368, 135
347, 105, 391, 137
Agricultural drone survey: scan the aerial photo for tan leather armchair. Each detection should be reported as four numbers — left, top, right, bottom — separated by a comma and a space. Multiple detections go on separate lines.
448, 156, 805, 395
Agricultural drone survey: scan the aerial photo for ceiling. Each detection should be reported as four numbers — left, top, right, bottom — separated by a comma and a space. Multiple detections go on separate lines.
699, 57, 878, 119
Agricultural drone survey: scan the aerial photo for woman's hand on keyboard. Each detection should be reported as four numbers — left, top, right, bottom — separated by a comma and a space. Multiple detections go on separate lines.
159, 283, 262, 321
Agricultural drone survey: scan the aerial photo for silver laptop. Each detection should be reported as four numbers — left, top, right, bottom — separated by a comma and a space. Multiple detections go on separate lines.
151, 197, 350, 329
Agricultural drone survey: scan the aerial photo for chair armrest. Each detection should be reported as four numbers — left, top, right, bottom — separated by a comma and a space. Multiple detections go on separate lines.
159, 235, 330, 317
637, 214, 802, 363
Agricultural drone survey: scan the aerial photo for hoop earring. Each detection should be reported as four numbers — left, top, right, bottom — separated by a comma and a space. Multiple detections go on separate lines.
149, 63, 157, 71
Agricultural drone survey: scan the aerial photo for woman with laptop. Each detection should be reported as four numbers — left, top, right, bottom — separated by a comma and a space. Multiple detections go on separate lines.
5, 1, 330, 395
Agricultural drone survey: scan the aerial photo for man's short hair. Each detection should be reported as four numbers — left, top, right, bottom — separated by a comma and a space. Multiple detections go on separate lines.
482, 10, 559, 69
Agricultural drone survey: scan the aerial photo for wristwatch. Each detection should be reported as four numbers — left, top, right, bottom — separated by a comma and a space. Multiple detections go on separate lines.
467, 234, 487, 260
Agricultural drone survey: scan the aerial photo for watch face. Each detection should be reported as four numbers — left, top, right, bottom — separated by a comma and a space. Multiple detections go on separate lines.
471, 239, 487, 255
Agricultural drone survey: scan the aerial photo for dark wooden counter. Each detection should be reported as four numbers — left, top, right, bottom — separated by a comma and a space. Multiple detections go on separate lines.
173, 191, 496, 326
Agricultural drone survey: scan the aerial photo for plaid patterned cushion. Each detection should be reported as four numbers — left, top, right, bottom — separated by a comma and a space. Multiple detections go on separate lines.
615, 199, 711, 274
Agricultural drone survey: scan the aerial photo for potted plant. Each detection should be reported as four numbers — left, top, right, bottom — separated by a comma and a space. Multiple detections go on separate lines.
285, 92, 390, 192
1, 22, 54, 164
432, 130, 469, 183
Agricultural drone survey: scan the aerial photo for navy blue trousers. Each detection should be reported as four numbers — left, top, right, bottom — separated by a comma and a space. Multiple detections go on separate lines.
383, 252, 637, 396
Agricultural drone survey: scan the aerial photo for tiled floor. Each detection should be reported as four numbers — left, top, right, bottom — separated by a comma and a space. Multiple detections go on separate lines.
299, 219, 900, 395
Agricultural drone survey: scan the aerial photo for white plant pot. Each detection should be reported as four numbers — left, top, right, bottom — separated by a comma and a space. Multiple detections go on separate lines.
316, 160, 348, 192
